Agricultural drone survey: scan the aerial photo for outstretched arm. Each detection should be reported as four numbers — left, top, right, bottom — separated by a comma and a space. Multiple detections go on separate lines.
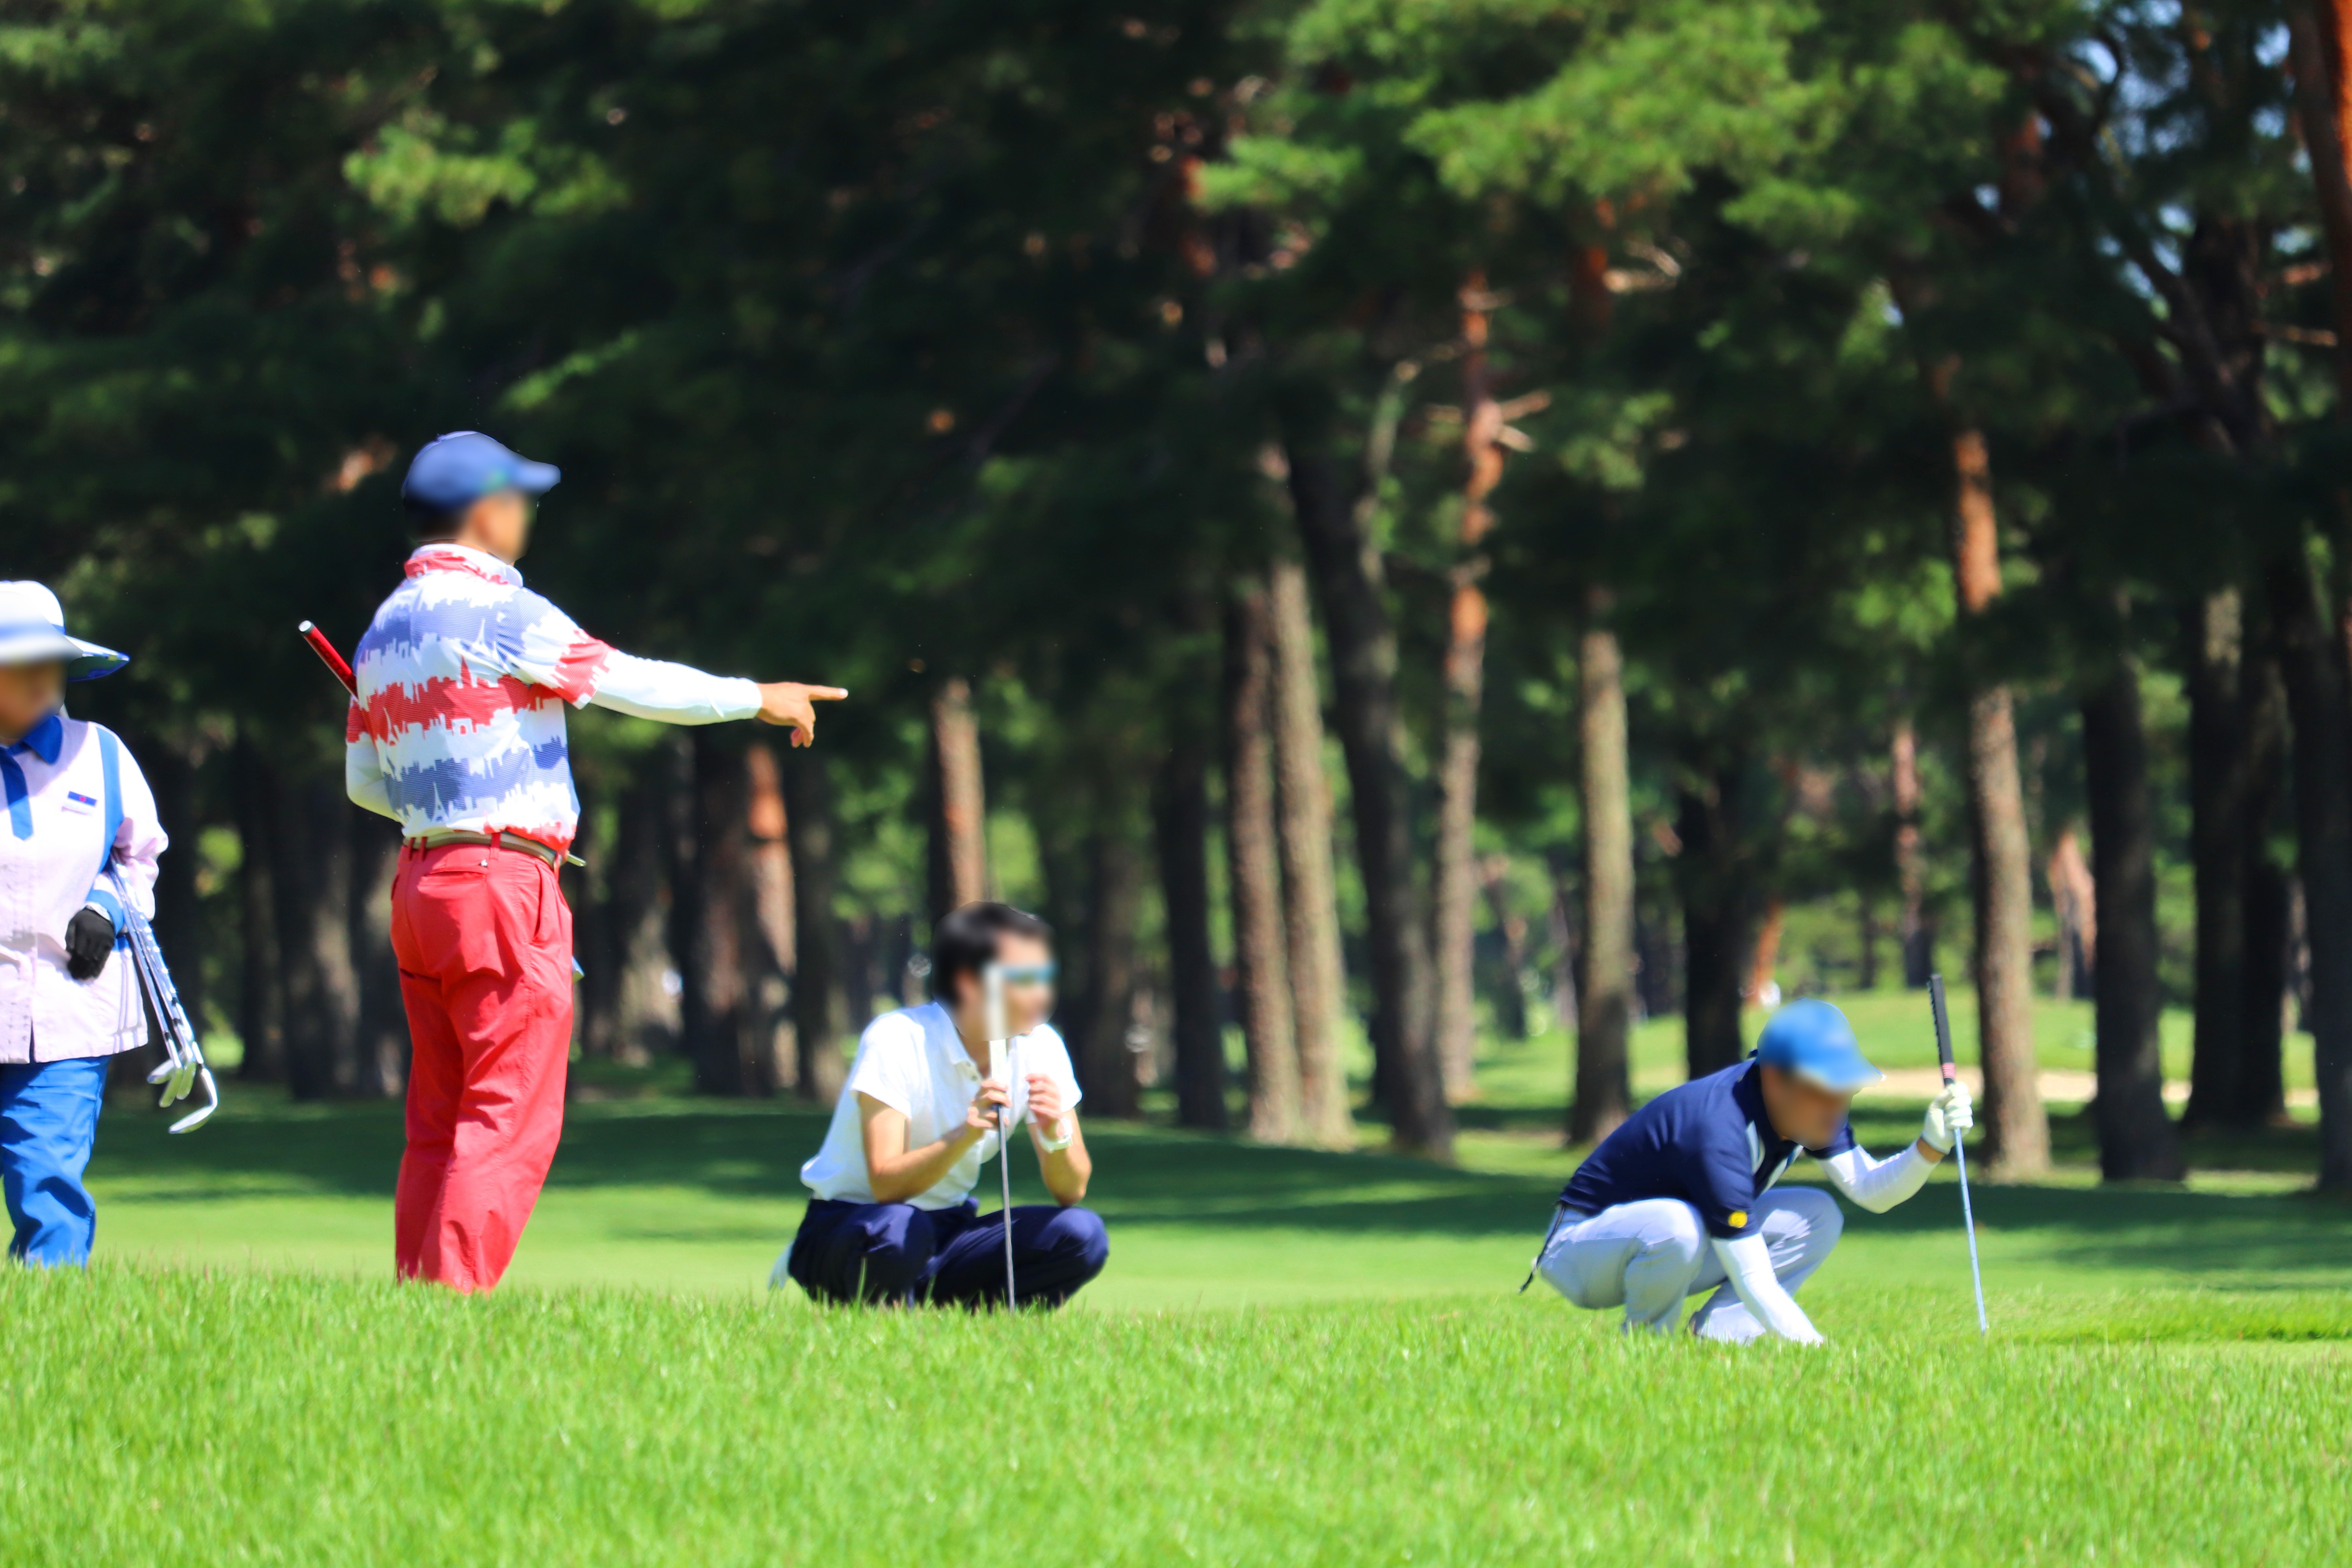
586, 653, 846, 744
497, 587, 846, 742
1819, 1082, 1972, 1213
1708, 1234, 1825, 1345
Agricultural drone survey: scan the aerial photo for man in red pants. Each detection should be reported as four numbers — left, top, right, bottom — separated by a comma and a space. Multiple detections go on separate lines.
345, 431, 845, 1290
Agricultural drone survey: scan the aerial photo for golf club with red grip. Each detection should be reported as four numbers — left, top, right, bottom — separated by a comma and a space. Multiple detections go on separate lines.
298, 621, 358, 695
1928, 973, 1989, 1336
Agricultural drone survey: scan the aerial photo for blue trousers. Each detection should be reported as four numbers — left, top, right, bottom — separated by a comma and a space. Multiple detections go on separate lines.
786, 1197, 1109, 1309
0, 1057, 109, 1267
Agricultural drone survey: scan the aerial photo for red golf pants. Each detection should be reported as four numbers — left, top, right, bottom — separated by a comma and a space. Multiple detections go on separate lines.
390, 841, 573, 1292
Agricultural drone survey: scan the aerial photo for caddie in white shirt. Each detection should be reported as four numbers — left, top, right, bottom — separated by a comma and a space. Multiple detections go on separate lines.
0, 583, 166, 1267
779, 902, 1108, 1308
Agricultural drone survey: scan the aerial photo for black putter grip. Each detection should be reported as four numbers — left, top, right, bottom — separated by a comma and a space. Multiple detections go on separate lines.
1928, 972, 1958, 1083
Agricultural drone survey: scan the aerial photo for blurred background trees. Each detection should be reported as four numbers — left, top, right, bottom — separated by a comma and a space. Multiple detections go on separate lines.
7, 0, 2351, 1189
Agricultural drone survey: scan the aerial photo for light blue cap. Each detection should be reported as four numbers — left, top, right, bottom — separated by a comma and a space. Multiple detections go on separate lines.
1754, 998, 1882, 1091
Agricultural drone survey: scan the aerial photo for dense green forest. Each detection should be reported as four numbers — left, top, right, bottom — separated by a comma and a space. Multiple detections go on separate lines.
7, 0, 2352, 1188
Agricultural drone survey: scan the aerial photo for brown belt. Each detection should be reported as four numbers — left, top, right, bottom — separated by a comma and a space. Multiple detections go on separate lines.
402, 828, 571, 869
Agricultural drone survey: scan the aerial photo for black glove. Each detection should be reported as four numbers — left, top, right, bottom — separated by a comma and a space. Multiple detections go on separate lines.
64, 906, 115, 981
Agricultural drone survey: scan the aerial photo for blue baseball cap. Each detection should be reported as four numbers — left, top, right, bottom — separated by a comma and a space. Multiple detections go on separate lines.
1754, 998, 1882, 1092
400, 431, 561, 515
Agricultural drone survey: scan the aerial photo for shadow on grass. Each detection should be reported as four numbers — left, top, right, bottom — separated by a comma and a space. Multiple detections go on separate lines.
87, 1093, 2352, 1279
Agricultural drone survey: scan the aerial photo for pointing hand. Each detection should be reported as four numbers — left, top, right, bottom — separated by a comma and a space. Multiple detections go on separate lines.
756, 682, 849, 746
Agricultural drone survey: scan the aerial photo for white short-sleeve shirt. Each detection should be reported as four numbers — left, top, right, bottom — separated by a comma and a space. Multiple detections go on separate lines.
798, 1002, 1083, 1210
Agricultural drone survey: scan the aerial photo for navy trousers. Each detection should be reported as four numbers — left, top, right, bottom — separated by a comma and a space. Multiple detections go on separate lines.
786, 1197, 1109, 1309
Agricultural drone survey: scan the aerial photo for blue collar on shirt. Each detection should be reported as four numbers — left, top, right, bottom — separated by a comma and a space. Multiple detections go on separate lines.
0, 710, 64, 840
5, 711, 62, 764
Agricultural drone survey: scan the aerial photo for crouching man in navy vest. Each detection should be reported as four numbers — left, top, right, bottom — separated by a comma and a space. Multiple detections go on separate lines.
1533, 1000, 1973, 1343
0, 583, 165, 1267
779, 902, 1109, 1309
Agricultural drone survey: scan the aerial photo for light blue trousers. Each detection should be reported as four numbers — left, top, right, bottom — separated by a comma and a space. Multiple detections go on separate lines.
1537, 1186, 1843, 1341
0, 1056, 109, 1267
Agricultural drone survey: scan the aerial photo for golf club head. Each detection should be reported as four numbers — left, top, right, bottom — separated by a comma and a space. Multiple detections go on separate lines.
167, 1068, 218, 1134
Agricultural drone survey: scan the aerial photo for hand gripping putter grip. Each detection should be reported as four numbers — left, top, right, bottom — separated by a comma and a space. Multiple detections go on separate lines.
1928, 973, 1989, 1336
984, 963, 1017, 1312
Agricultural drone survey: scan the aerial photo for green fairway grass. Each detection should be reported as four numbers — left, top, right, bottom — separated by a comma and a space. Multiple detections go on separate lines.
49, 1013, 2352, 1564
4, 1267, 2347, 1566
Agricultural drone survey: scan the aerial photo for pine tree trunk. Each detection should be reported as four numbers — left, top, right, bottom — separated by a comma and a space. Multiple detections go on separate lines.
1892, 718, 1932, 987
681, 730, 759, 1097
1071, 828, 1142, 1118
746, 742, 798, 1093
2288, 1, 2352, 399
1480, 858, 1530, 1042
348, 816, 403, 1096
1948, 426, 2048, 1175
231, 736, 286, 1082
1747, 898, 1785, 1007
1154, 737, 1228, 1129
1433, 274, 1504, 1102
2237, 625, 2293, 1126
277, 772, 359, 1100
783, 750, 846, 1105
927, 675, 987, 921
608, 772, 678, 1066
1572, 609, 1634, 1142
574, 789, 620, 1061
1857, 892, 1880, 993
2281, 0, 2352, 1182
1267, 556, 1355, 1149
1223, 581, 1303, 1143
1546, 858, 1580, 1047
2184, 591, 2249, 1129
1676, 764, 1750, 1079
1285, 443, 1451, 1156
1965, 684, 2047, 1172
2048, 828, 2095, 1003
2080, 657, 2186, 1180
2267, 548, 2352, 1189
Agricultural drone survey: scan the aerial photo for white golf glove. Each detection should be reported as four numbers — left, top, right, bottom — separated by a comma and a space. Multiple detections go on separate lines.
1922, 1079, 1975, 1153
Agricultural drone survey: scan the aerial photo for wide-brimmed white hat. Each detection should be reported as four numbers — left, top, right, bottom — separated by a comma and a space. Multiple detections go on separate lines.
0, 582, 127, 681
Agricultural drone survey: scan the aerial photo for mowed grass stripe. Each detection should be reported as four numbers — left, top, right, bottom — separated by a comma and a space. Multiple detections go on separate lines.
2, 1267, 2346, 1567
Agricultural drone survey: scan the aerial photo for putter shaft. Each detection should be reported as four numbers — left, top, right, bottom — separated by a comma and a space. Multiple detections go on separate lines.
1927, 974, 1989, 1336
1952, 1127, 1988, 1336
998, 1102, 1017, 1312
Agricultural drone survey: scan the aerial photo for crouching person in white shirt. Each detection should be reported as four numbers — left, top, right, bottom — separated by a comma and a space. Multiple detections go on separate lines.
777, 902, 1108, 1308
0, 583, 164, 1267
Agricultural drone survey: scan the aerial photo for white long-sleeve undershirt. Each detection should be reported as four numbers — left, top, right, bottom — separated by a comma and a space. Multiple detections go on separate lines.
1708, 1234, 1824, 1344
1703, 1143, 1933, 1344
586, 652, 763, 725
1817, 1142, 1935, 1213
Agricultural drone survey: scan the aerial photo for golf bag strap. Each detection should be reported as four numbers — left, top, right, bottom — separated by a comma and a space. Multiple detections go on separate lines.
85, 726, 130, 947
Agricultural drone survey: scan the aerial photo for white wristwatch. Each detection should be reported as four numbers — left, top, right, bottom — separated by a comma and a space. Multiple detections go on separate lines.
1035, 1116, 1073, 1153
